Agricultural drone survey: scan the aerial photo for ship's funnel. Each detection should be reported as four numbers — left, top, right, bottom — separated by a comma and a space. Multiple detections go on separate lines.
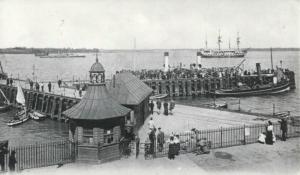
197, 52, 202, 69
164, 52, 169, 72
256, 63, 262, 84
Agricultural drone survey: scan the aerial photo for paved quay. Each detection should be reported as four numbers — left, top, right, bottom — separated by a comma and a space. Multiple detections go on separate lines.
14, 137, 300, 175
138, 102, 279, 141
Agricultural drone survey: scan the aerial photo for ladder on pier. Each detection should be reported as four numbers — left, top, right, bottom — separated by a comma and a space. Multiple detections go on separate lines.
27, 94, 34, 110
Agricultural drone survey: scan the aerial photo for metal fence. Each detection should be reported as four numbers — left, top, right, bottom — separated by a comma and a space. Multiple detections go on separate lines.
133, 122, 300, 159
1, 140, 76, 172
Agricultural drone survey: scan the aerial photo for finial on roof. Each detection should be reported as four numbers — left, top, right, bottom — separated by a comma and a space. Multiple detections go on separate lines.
96, 53, 99, 63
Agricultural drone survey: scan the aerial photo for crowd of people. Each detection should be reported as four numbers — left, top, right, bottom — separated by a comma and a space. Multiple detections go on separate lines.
120, 66, 282, 81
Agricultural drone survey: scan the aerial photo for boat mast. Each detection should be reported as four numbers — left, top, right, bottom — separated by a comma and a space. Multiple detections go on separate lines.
218, 30, 222, 51
32, 64, 35, 81
270, 47, 274, 71
133, 37, 136, 71
228, 39, 231, 49
205, 33, 208, 50
236, 32, 240, 51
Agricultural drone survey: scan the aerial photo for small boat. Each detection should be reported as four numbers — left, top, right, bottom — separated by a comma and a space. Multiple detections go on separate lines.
7, 112, 29, 126
203, 102, 228, 109
29, 111, 47, 120
150, 93, 168, 100
7, 84, 30, 126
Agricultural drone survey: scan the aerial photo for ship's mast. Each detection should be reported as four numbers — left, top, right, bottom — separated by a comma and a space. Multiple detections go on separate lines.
218, 30, 222, 51
205, 34, 208, 50
132, 37, 136, 71
270, 47, 274, 71
228, 39, 231, 49
236, 32, 240, 51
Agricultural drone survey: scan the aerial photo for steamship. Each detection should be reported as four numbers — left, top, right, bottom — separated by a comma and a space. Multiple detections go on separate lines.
200, 32, 247, 58
211, 50, 291, 97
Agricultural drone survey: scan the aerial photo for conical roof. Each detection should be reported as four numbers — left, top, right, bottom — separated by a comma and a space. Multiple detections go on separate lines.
90, 57, 105, 73
63, 84, 131, 120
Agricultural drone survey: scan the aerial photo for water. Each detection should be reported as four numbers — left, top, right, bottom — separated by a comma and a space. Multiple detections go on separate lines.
0, 50, 299, 146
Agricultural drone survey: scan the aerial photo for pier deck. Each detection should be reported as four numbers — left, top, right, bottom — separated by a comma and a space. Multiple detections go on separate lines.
0, 81, 84, 121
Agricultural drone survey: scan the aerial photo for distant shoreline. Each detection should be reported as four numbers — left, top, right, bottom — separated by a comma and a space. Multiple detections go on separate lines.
0, 47, 299, 54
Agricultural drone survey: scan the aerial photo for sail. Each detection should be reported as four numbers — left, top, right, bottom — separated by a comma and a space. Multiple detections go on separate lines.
16, 84, 26, 106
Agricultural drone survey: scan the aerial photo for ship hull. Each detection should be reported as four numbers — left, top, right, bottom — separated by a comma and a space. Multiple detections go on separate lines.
212, 82, 290, 97
40, 55, 85, 58
200, 49, 247, 58
200, 54, 245, 58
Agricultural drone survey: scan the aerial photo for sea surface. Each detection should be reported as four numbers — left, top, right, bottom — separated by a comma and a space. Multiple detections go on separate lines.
0, 50, 299, 146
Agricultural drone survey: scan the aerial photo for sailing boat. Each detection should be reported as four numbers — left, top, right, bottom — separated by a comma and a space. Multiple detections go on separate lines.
0, 88, 12, 112
7, 84, 29, 126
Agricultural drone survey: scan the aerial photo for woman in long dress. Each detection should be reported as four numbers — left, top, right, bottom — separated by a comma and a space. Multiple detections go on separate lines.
265, 121, 274, 145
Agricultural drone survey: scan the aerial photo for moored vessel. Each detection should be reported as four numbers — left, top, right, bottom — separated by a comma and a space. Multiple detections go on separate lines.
7, 84, 30, 126
200, 31, 247, 58
40, 53, 85, 58
211, 48, 291, 97
29, 111, 47, 120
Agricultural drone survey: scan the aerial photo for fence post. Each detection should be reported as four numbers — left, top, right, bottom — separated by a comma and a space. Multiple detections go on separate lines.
238, 99, 241, 111
220, 127, 223, 148
244, 125, 246, 145
34, 142, 38, 168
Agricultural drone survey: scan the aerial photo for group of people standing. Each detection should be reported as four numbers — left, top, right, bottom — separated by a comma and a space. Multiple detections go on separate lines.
149, 99, 175, 116
258, 118, 288, 145
0, 141, 17, 172
147, 117, 181, 160
29, 80, 52, 93
6, 78, 13, 86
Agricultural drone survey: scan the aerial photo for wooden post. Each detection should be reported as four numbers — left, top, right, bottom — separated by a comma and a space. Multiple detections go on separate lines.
194, 80, 198, 95
34, 94, 38, 110
220, 127, 223, 148
41, 96, 46, 113
51, 99, 56, 119
175, 81, 179, 96
244, 125, 246, 145
200, 79, 204, 94
182, 80, 186, 96
161, 81, 166, 94
57, 99, 63, 120
169, 81, 173, 97
187, 80, 192, 96
219, 78, 223, 89
155, 82, 159, 95
44, 97, 50, 114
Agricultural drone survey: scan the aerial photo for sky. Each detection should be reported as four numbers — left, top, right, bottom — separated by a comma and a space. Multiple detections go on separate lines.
0, 0, 299, 49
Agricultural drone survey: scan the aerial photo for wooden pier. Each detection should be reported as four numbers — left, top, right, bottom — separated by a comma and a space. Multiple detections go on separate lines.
143, 70, 296, 97
0, 84, 79, 121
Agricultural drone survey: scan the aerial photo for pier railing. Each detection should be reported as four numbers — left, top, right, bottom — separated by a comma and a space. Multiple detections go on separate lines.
127, 122, 300, 159
1, 140, 76, 172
